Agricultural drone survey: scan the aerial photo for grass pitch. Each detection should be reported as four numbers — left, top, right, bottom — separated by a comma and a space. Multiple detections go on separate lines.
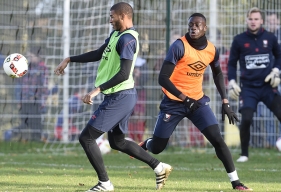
1, 142, 281, 192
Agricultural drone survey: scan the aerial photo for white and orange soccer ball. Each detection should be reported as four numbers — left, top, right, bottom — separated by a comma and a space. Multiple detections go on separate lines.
3, 53, 28, 78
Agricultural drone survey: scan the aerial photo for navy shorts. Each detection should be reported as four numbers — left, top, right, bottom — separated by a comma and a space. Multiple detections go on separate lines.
239, 84, 280, 112
153, 95, 218, 138
87, 88, 137, 133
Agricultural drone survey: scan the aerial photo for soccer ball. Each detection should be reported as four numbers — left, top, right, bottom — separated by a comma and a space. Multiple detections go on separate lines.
97, 138, 111, 155
276, 137, 281, 152
3, 53, 28, 78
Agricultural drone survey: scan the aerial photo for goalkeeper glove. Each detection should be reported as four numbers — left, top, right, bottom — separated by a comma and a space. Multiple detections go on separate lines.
222, 103, 239, 125
228, 79, 241, 100
184, 97, 200, 113
265, 67, 280, 88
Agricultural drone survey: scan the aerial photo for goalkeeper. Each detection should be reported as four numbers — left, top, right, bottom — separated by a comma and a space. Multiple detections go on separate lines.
228, 7, 281, 163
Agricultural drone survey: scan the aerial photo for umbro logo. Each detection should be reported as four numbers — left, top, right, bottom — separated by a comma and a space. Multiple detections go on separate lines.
188, 61, 207, 71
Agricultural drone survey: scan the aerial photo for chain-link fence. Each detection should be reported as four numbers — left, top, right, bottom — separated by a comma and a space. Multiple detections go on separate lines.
0, 0, 280, 151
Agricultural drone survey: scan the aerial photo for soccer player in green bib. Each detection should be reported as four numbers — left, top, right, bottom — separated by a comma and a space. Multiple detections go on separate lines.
54, 2, 172, 191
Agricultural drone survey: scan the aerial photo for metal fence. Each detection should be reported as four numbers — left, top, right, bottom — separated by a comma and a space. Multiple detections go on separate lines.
0, 0, 280, 151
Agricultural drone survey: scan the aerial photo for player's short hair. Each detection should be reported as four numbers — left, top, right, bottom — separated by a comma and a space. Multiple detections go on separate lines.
189, 13, 206, 22
110, 2, 133, 19
247, 7, 264, 19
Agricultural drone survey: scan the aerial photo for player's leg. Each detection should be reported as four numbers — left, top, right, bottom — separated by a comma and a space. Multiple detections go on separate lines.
237, 87, 259, 162
79, 124, 114, 191
267, 94, 281, 122
189, 97, 252, 191
108, 105, 172, 190
260, 86, 281, 150
108, 125, 172, 190
108, 125, 158, 165
143, 95, 185, 154
239, 108, 254, 159
201, 124, 252, 190
79, 89, 137, 191
143, 110, 183, 154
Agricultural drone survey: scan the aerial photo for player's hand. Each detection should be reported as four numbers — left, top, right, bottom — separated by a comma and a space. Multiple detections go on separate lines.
265, 67, 280, 88
228, 79, 241, 100
221, 103, 239, 124
82, 87, 101, 105
184, 96, 200, 112
54, 57, 70, 75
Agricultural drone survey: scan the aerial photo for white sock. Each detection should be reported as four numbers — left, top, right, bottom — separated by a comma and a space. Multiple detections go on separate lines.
154, 162, 163, 174
146, 138, 152, 149
100, 180, 111, 186
227, 170, 239, 182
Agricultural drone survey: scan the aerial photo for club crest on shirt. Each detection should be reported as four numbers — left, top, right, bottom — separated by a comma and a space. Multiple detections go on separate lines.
263, 40, 268, 48
163, 114, 171, 122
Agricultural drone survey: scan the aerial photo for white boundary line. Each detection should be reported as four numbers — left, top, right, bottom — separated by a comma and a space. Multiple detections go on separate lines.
1, 161, 280, 172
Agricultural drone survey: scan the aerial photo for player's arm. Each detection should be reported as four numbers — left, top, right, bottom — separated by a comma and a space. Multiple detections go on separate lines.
98, 33, 137, 91
54, 35, 110, 76
82, 64, 131, 104
82, 33, 136, 105
158, 42, 199, 112
69, 43, 107, 63
272, 35, 281, 69
158, 40, 185, 101
264, 35, 281, 87
99, 59, 133, 91
227, 36, 240, 81
70, 31, 113, 63
158, 61, 182, 98
209, 48, 227, 102
211, 48, 239, 124
227, 36, 241, 100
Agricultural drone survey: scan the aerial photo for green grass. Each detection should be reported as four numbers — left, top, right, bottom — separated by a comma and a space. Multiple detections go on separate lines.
1, 143, 281, 192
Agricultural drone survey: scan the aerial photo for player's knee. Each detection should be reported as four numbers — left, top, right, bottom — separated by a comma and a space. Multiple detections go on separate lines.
148, 136, 169, 154
202, 125, 225, 148
241, 108, 254, 125
108, 135, 126, 151
212, 136, 226, 148
270, 95, 281, 121
78, 130, 88, 146
241, 116, 252, 125
108, 139, 119, 150
149, 145, 165, 154
207, 133, 225, 148
79, 124, 102, 146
